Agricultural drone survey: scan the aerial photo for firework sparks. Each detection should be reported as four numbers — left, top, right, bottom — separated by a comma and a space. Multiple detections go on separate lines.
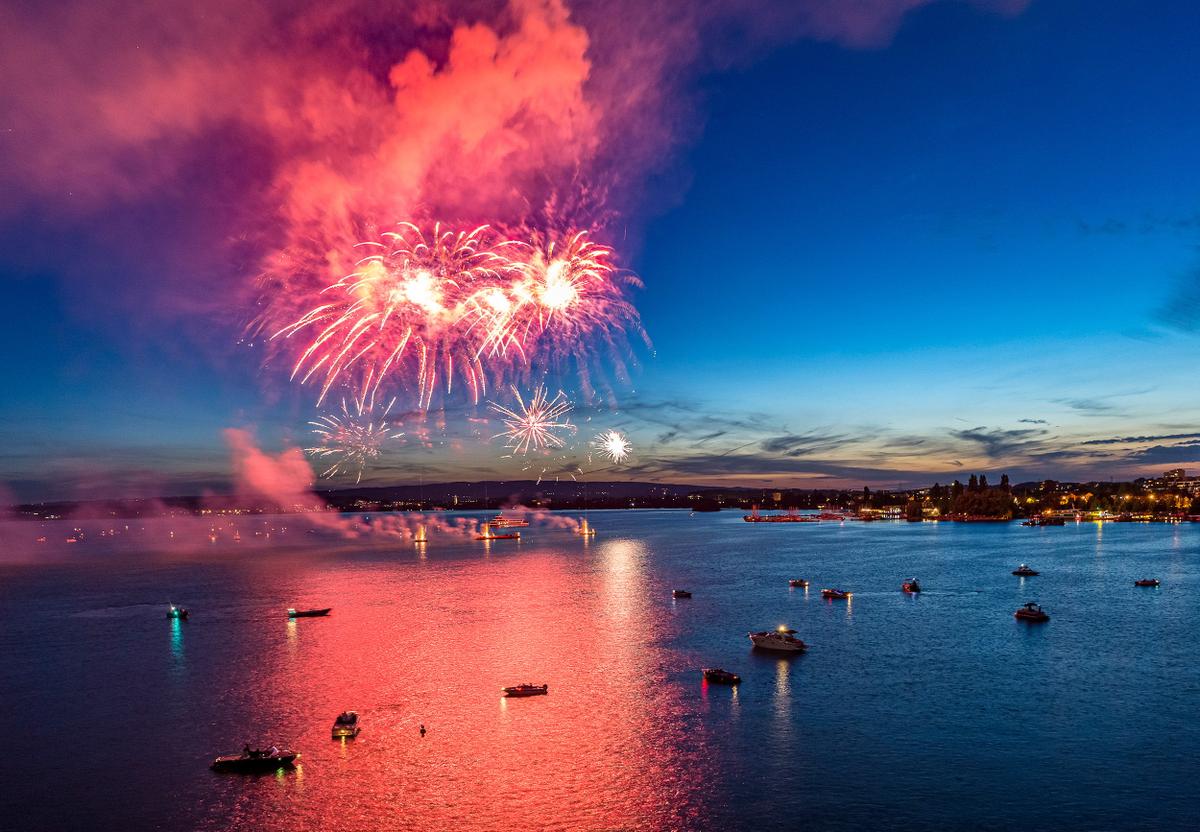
271, 223, 524, 408
264, 223, 645, 410
305, 397, 402, 483
591, 429, 632, 465
488, 385, 576, 455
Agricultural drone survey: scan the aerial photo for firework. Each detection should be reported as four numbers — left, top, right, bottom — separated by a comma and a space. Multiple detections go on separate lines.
591, 429, 632, 465
265, 222, 645, 411
305, 397, 402, 483
489, 385, 576, 455
272, 223, 524, 408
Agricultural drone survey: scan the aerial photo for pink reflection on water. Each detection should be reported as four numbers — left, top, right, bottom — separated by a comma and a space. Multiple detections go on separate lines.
200, 538, 715, 830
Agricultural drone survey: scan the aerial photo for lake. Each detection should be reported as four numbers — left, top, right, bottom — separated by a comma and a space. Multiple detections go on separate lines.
1, 510, 1196, 830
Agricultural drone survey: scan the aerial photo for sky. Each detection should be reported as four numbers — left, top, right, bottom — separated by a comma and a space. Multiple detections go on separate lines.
2, 0, 1199, 502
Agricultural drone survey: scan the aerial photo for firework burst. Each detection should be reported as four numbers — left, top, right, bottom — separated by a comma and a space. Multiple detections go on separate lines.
488, 385, 576, 455
305, 397, 402, 483
272, 223, 524, 408
591, 429, 632, 465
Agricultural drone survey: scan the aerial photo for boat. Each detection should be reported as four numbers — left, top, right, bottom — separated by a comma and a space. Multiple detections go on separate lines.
211, 746, 298, 772
288, 607, 331, 618
489, 514, 530, 528
901, 579, 921, 594
167, 605, 188, 620
1014, 602, 1050, 622
1134, 578, 1160, 587
575, 518, 597, 536
1012, 564, 1039, 577
821, 588, 852, 600
748, 627, 808, 652
331, 711, 360, 739
702, 668, 741, 685
788, 579, 809, 588
1022, 516, 1066, 527
743, 506, 818, 523
476, 523, 520, 540
672, 589, 692, 599
502, 683, 548, 697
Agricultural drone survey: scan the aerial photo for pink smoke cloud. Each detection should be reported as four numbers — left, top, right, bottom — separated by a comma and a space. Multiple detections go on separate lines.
224, 428, 323, 511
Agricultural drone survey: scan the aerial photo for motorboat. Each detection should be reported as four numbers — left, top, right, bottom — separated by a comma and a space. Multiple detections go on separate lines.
901, 579, 921, 594
1012, 564, 1039, 577
748, 627, 808, 652
702, 668, 741, 685
788, 579, 809, 588
211, 746, 298, 772
167, 605, 188, 620
672, 589, 692, 599
1014, 602, 1050, 622
1134, 578, 1160, 587
287, 607, 331, 618
502, 683, 549, 697
331, 711, 360, 739
821, 588, 852, 600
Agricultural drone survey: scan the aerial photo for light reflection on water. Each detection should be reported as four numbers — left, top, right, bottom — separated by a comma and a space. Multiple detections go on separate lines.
1, 511, 1198, 830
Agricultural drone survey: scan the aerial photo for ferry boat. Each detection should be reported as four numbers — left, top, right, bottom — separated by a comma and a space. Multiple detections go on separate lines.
489, 514, 530, 528
788, 579, 809, 588
502, 683, 548, 697
167, 604, 188, 620
743, 506, 817, 523
1012, 564, 1039, 577
821, 588, 852, 600
702, 668, 741, 685
672, 589, 692, 599
1134, 578, 1160, 587
901, 579, 921, 594
748, 627, 808, 652
1014, 602, 1050, 622
211, 746, 298, 772
331, 711, 360, 739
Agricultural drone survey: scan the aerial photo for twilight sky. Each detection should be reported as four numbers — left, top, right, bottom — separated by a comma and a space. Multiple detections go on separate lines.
2, 0, 1200, 502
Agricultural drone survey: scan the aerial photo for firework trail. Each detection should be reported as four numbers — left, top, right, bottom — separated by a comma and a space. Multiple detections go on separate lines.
488, 385, 576, 455
590, 429, 632, 465
305, 397, 402, 484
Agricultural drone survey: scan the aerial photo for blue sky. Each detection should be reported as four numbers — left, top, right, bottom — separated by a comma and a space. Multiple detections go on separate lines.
2, 0, 1200, 501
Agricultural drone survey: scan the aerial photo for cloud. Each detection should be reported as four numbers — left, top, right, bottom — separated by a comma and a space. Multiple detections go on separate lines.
760, 430, 846, 456
1018, 418, 1048, 425
1082, 432, 1200, 446
949, 426, 1047, 458
1125, 442, 1200, 465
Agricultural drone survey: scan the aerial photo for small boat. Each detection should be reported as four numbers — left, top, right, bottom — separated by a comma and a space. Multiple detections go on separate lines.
1014, 602, 1050, 622
702, 668, 741, 685
167, 605, 189, 620
748, 627, 808, 652
502, 683, 549, 697
288, 607, 331, 618
331, 711, 360, 739
1134, 578, 1160, 587
788, 579, 809, 588
672, 589, 692, 599
901, 579, 921, 594
821, 588, 852, 600
1012, 564, 1039, 577
211, 746, 298, 772
575, 518, 597, 536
